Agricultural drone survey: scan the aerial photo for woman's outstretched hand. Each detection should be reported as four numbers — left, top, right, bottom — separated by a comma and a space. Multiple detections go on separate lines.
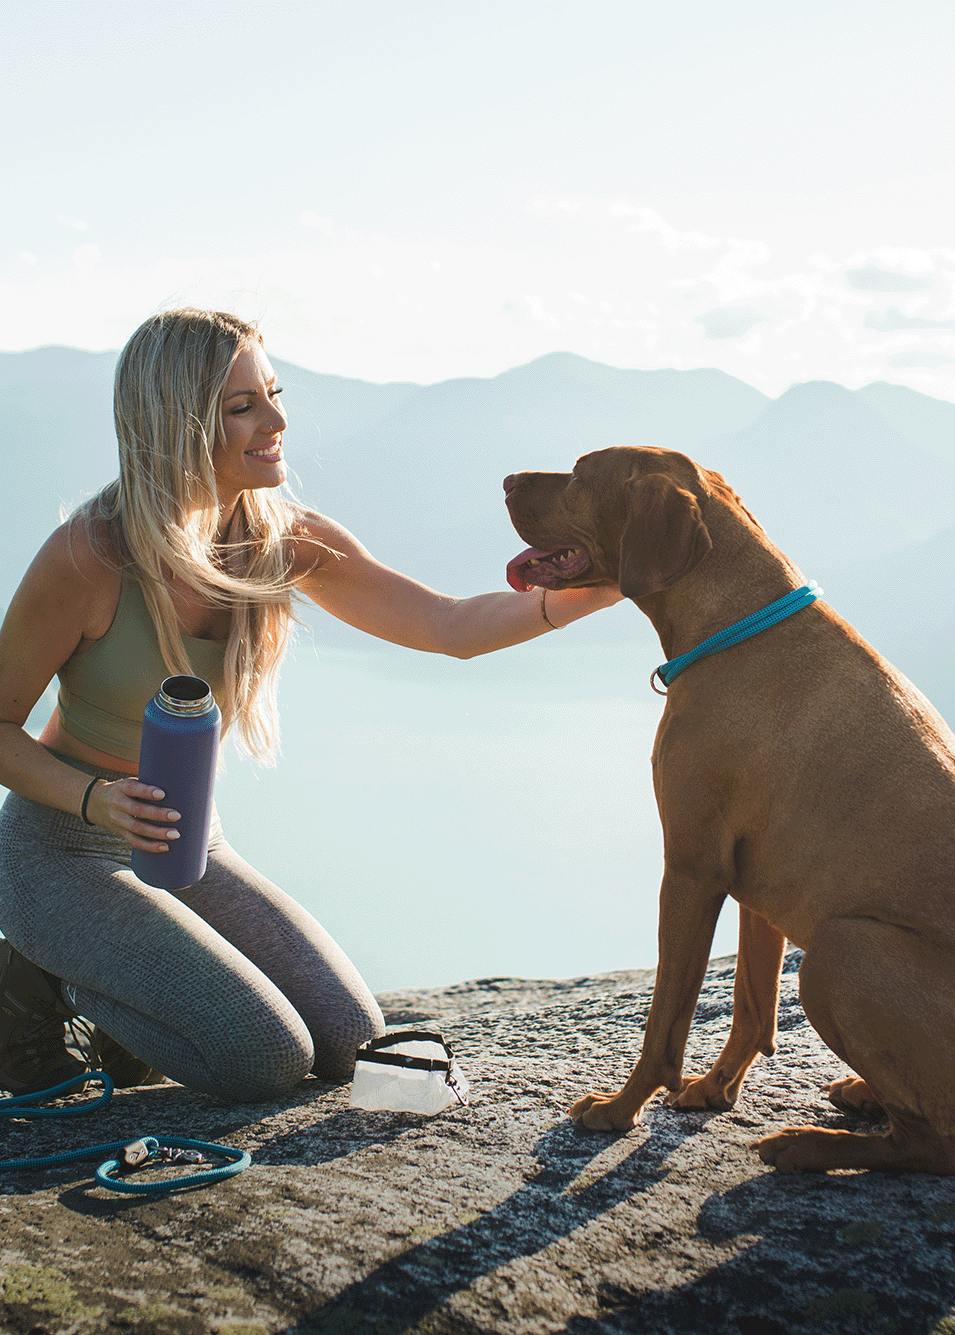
85, 777, 181, 853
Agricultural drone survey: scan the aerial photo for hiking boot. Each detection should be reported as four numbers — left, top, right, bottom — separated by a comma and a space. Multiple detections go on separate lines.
91, 1028, 167, 1088
0, 940, 89, 1095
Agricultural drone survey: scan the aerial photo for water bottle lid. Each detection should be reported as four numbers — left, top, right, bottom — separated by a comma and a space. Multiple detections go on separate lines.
156, 676, 216, 717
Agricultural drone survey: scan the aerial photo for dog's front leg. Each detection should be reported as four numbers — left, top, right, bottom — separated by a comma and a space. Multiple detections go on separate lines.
569, 871, 725, 1131
668, 906, 786, 1111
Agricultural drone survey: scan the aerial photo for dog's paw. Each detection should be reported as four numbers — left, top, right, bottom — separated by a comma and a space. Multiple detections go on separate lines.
825, 1076, 886, 1121
667, 1072, 737, 1112
753, 1124, 939, 1173
568, 1091, 641, 1132
753, 1126, 830, 1173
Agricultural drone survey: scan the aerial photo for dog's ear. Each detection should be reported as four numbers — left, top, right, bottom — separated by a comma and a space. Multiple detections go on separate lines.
618, 472, 712, 599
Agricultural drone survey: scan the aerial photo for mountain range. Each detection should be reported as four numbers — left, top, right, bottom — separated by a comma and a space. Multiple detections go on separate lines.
1, 346, 952, 721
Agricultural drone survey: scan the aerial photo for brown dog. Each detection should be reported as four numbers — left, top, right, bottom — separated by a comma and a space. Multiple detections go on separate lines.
504, 445, 955, 1174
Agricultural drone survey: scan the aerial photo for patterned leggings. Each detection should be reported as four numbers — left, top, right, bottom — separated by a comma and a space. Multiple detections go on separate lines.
0, 753, 385, 1101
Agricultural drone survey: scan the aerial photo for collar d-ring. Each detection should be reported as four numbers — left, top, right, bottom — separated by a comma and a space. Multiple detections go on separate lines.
649, 668, 668, 695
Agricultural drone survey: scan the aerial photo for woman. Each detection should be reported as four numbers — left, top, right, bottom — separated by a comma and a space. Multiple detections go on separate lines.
0, 308, 620, 1102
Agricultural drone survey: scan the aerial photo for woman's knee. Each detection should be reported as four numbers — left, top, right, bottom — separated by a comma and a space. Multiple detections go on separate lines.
310, 990, 386, 1082
199, 1015, 315, 1102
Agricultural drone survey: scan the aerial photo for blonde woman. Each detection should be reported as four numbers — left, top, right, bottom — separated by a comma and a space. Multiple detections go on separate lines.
0, 309, 620, 1102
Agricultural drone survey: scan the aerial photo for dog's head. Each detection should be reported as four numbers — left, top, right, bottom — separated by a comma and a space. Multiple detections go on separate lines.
504, 446, 714, 601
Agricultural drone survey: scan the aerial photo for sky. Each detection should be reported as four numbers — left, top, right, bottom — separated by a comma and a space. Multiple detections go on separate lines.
1, 0, 953, 400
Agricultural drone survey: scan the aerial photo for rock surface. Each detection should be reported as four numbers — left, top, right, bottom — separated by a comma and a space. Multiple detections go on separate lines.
2, 950, 955, 1335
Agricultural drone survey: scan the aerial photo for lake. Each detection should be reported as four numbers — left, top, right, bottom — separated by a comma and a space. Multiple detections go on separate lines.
6, 620, 742, 993
212, 625, 741, 991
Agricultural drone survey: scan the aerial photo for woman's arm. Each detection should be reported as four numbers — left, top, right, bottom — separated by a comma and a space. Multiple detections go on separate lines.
0, 526, 181, 850
291, 511, 622, 657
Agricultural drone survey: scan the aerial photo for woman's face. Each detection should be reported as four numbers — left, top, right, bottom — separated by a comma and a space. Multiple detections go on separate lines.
213, 342, 288, 510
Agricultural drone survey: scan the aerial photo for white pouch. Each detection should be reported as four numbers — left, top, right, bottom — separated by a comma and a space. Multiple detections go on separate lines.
349, 1029, 469, 1115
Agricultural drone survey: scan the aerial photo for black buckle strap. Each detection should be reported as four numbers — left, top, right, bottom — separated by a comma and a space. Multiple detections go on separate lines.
356, 1029, 455, 1074
357, 1050, 450, 1073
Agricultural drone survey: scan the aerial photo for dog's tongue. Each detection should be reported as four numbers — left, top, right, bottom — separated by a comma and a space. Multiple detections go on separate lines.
506, 547, 553, 592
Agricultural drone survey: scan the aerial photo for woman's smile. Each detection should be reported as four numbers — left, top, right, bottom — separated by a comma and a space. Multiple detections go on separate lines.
246, 440, 283, 459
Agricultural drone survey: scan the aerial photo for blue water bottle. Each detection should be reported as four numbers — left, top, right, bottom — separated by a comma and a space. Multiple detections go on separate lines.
131, 675, 221, 890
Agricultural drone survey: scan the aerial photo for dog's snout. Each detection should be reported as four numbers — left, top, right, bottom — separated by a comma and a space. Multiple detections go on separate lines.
503, 474, 520, 494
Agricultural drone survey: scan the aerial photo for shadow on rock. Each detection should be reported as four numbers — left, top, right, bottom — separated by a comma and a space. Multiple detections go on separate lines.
287, 1114, 711, 1335
559, 1164, 955, 1335
250, 1105, 432, 1167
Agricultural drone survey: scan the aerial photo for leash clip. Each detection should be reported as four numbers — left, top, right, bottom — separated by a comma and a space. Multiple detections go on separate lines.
152, 1146, 208, 1166
650, 668, 668, 696
117, 1137, 203, 1174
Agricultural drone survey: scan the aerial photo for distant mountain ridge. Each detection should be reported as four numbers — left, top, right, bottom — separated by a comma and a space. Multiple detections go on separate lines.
1, 346, 952, 720
705, 379, 951, 568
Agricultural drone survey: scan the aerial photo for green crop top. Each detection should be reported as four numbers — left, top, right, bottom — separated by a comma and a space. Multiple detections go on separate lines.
56, 578, 227, 763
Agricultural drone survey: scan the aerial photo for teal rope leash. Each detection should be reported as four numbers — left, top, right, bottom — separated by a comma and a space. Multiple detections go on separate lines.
651, 582, 824, 694
0, 1073, 251, 1194
0, 1071, 114, 1118
97, 1137, 251, 1194
1, 1133, 250, 1193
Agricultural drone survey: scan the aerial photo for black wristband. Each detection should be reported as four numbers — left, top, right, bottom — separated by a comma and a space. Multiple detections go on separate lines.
80, 777, 101, 826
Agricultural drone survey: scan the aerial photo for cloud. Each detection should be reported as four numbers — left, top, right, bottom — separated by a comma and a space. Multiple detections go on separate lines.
73, 244, 101, 272
58, 216, 89, 232
864, 307, 955, 331
695, 306, 765, 339
526, 197, 739, 258
845, 264, 935, 293
300, 211, 335, 234
3, 204, 955, 403
298, 211, 362, 245
885, 351, 954, 368
501, 294, 561, 330
612, 205, 733, 257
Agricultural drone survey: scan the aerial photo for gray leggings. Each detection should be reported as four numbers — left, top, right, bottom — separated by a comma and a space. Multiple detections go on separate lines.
0, 754, 385, 1101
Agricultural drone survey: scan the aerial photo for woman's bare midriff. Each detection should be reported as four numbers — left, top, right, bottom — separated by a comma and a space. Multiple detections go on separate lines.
37, 713, 140, 776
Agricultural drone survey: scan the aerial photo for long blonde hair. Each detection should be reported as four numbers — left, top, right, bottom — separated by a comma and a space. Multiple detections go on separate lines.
80, 308, 300, 761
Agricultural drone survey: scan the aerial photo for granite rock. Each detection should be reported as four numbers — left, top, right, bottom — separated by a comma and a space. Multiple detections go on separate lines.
2, 950, 955, 1335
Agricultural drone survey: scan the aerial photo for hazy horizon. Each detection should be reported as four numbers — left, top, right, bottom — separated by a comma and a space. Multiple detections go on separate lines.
5, 340, 954, 407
